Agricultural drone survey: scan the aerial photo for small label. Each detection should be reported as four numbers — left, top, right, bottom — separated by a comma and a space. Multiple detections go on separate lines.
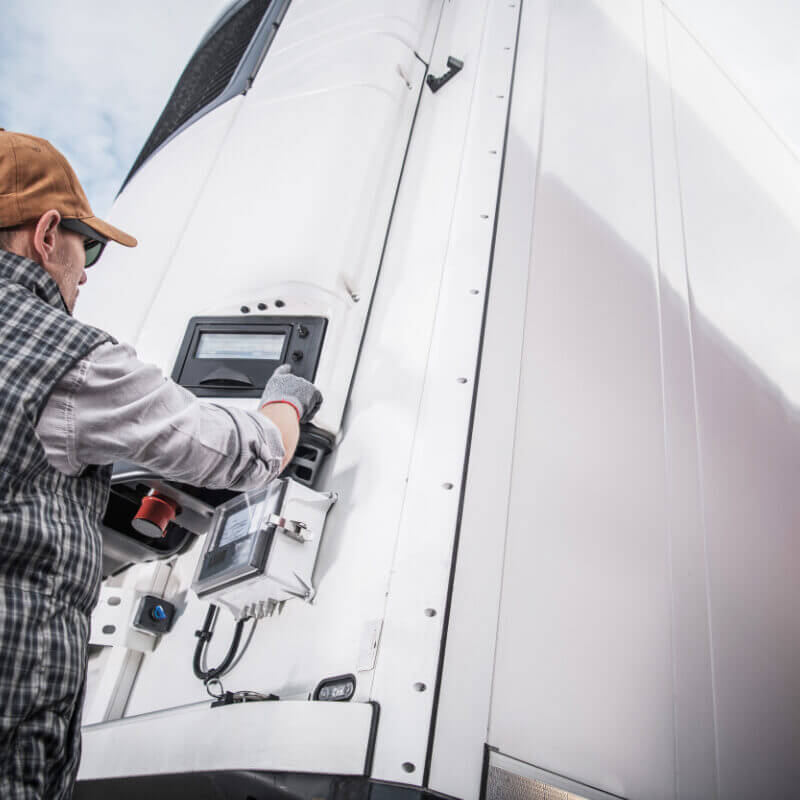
357, 619, 383, 672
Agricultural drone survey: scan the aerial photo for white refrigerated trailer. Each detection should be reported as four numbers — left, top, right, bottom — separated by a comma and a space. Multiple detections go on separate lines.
74, 1, 800, 799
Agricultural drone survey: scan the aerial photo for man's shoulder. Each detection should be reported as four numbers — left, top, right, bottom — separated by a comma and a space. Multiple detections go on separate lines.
0, 284, 112, 375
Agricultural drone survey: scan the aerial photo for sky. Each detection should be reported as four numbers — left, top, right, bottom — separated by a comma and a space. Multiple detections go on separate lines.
0, 0, 230, 216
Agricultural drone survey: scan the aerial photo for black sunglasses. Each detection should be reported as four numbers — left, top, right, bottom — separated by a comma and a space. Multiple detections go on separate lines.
59, 218, 108, 268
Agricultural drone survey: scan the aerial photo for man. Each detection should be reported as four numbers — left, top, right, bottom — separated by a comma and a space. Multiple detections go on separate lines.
0, 129, 322, 799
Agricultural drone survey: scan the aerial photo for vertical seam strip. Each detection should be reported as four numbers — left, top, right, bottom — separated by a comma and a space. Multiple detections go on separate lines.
486, 0, 551, 736
661, 4, 721, 796
640, 1, 679, 797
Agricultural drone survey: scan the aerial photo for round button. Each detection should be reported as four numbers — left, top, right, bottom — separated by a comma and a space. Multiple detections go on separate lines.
291, 351, 303, 362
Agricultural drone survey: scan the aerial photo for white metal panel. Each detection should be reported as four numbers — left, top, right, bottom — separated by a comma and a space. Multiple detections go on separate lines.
664, 20, 800, 408
78, 700, 374, 779
77, 99, 242, 345
427, 0, 548, 796
661, 0, 800, 156
486, 1, 676, 798
130, 18, 427, 434
641, 3, 717, 797
269, 1, 441, 71
88, 0, 457, 730
79, 0, 440, 437
366, 0, 520, 785
435, 2, 800, 798
666, 15, 800, 800
79, 3, 442, 350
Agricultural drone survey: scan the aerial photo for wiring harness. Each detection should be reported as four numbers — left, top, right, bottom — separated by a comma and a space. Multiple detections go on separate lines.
193, 603, 279, 706
193, 604, 249, 682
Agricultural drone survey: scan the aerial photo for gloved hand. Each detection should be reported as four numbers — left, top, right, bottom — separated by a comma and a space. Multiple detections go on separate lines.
260, 364, 323, 424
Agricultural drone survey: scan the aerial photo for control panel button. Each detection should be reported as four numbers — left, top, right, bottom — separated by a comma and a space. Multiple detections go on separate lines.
134, 595, 176, 635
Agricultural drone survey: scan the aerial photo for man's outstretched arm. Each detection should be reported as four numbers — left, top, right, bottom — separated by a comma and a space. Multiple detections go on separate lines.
35, 341, 320, 490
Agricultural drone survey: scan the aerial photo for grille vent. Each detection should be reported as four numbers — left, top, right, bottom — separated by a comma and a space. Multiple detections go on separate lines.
487, 766, 592, 800
122, 0, 272, 189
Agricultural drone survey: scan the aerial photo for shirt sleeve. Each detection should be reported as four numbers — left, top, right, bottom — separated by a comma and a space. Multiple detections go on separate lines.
35, 341, 285, 491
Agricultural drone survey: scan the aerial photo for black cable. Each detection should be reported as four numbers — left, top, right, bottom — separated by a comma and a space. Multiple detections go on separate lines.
193, 604, 248, 682
224, 616, 258, 673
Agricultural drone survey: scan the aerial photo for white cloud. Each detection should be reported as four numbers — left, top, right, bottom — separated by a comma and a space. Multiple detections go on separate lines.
0, 0, 230, 215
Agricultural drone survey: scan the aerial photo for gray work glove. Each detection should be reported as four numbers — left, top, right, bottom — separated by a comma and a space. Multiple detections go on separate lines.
260, 364, 323, 424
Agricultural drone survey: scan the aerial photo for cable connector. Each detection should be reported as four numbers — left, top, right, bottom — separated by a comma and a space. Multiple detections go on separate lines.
210, 690, 279, 708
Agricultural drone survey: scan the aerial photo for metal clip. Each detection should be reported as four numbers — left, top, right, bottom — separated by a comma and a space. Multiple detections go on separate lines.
268, 514, 312, 543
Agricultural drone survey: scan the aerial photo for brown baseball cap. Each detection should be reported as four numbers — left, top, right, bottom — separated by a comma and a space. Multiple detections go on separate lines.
0, 129, 137, 247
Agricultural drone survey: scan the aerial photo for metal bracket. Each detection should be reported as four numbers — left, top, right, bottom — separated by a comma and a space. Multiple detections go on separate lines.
268, 513, 312, 543
426, 56, 464, 93
288, 571, 315, 602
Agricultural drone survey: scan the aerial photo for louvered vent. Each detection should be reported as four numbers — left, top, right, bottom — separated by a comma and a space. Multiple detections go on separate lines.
122, 0, 272, 189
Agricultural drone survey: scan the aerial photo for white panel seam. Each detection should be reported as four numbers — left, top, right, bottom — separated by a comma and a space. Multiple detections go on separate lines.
362, 0, 476, 708
660, 2, 800, 164
641, 3, 679, 798
662, 8, 720, 797
485, 0, 552, 739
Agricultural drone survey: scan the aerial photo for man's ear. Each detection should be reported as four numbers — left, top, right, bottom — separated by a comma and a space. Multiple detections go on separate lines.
32, 209, 61, 265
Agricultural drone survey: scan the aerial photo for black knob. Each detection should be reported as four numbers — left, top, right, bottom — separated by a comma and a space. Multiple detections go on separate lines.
297, 325, 309, 339
291, 351, 304, 362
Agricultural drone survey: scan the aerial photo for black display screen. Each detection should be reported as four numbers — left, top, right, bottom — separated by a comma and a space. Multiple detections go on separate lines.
172, 315, 327, 398
196, 332, 285, 360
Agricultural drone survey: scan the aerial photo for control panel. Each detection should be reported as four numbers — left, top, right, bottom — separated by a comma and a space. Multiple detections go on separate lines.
172, 315, 327, 398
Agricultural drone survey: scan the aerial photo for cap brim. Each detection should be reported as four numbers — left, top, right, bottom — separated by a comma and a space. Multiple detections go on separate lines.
80, 215, 137, 248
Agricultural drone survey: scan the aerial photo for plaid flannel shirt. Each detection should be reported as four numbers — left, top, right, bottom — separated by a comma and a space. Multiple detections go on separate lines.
0, 249, 111, 799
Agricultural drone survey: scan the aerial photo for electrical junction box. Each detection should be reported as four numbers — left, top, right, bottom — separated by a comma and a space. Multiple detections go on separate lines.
191, 478, 337, 620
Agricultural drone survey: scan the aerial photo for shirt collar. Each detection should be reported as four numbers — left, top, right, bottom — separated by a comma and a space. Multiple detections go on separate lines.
0, 249, 68, 313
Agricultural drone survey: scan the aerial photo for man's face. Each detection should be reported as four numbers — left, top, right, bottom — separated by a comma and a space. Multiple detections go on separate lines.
47, 228, 87, 313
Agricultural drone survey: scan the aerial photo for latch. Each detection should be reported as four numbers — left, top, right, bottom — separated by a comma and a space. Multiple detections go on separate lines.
268, 513, 311, 543
427, 56, 464, 93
